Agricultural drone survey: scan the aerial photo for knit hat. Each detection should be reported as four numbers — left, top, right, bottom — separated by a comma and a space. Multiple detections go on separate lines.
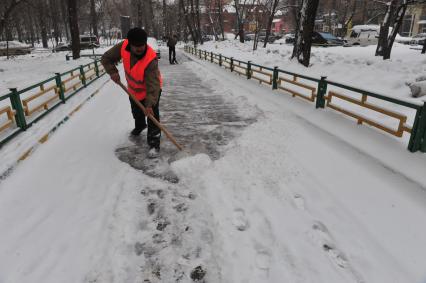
127, 28, 148, 46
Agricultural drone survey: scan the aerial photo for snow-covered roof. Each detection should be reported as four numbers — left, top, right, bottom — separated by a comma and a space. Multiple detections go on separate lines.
223, 5, 236, 13
272, 19, 282, 23
351, 25, 380, 32
274, 10, 283, 16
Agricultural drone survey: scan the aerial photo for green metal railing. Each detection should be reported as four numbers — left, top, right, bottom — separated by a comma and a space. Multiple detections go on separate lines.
65, 53, 103, 61
184, 45, 426, 153
0, 58, 107, 148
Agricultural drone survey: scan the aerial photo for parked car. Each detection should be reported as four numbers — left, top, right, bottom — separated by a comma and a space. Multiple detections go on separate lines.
344, 25, 379, 47
244, 33, 256, 41
258, 31, 276, 43
395, 34, 413, 45
284, 33, 295, 44
410, 33, 426, 45
312, 32, 344, 46
0, 41, 32, 56
79, 35, 100, 49
147, 37, 161, 59
53, 42, 71, 52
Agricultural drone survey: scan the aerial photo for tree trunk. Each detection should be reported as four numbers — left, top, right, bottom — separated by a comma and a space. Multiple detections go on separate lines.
60, 0, 70, 41
375, 0, 397, 57
384, 1, 408, 60
292, 0, 320, 67
263, 0, 279, 48
162, 0, 167, 36
37, 0, 49, 48
136, 0, 143, 27
217, 0, 225, 40
180, 0, 197, 45
16, 18, 23, 42
0, 0, 26, 38
90, 0, 98, 37
49, 0, 61, 45
195, 0, 203, 44
67, 0, 80, 59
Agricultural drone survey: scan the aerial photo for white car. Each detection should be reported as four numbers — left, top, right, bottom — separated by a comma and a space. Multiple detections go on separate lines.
344, 25, 379, 47
410, 33, 426, 46
147, 37, 161, 59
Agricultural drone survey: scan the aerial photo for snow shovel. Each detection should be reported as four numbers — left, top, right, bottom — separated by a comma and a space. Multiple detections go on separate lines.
117, 81, 184, 151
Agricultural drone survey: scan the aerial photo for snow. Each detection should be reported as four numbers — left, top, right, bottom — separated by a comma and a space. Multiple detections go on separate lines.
0, 41, 31, 48
1, 47, 426, 283
0, 47, 110, 92
199, 40, 426, 137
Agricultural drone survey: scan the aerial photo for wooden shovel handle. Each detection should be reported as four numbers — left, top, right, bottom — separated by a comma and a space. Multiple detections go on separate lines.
117, 81, 183, 151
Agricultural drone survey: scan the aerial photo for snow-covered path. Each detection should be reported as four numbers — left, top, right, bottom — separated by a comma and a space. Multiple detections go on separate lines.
1, 50, 426, 283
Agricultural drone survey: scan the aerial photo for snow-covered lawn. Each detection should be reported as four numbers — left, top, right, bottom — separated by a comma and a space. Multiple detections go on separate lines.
193, 40, 426, 145
0, 47, 111, 93
200, 40, 426, 101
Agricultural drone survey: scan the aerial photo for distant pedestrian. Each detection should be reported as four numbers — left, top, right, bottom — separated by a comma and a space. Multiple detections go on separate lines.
167, 35, 178, 64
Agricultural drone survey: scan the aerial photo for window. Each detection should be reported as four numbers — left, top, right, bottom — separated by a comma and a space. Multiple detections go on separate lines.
420, 15, 426, 33
401, 14, 413, 36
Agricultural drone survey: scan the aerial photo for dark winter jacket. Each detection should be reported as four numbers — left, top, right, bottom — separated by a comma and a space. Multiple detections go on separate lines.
167, 38, 177, 48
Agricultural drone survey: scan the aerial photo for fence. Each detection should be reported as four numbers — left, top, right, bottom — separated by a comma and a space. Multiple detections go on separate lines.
0, 58, 107, 147
185, 46, 426, 153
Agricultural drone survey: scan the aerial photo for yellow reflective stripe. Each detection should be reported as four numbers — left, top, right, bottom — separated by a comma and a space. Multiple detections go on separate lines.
125, 70, 144, 84
128, 84, 144, 92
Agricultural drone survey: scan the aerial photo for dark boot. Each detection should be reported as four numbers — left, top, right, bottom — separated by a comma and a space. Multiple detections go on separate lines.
130, 121, 146, 136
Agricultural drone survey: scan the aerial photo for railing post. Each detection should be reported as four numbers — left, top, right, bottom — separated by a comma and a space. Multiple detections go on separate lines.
247, 61, 252, 79
272, 67, 278, 89
316, 76, 327, 109
66, 54, 70, 61
9, 88, 27, 130
80, 65, 87, 87
219, 54, 222, 67
55, 73, 66, 103
211, 52, 213, 63
204, 50, 207, 60
230, 57, 234, 72
408, 102, 426, 152
199, 49, 202, 59
94, 59, 100, 77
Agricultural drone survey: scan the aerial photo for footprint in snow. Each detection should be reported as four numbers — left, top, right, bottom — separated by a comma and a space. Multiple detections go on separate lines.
255, 250, 271, 270
312, 221, 348, 269
293, 194, 305, 210
232, 208, 249, 231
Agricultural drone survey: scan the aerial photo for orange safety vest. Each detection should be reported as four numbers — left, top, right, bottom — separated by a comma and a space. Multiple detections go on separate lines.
121, 39, 163, 101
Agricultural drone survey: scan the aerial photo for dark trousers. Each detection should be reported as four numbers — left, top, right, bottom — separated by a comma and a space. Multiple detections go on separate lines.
129, 91, 161, 149
169, 47, 176, 64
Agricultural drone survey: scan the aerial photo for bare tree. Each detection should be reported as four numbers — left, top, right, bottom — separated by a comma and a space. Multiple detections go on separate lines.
375, 0, 397, 57
68, 0, 80, 59
180, 0, 198, 45
292, 0, 320, 67
263, 0, 280, 47
90, 0, 99, 37
0, 0, 27, 38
